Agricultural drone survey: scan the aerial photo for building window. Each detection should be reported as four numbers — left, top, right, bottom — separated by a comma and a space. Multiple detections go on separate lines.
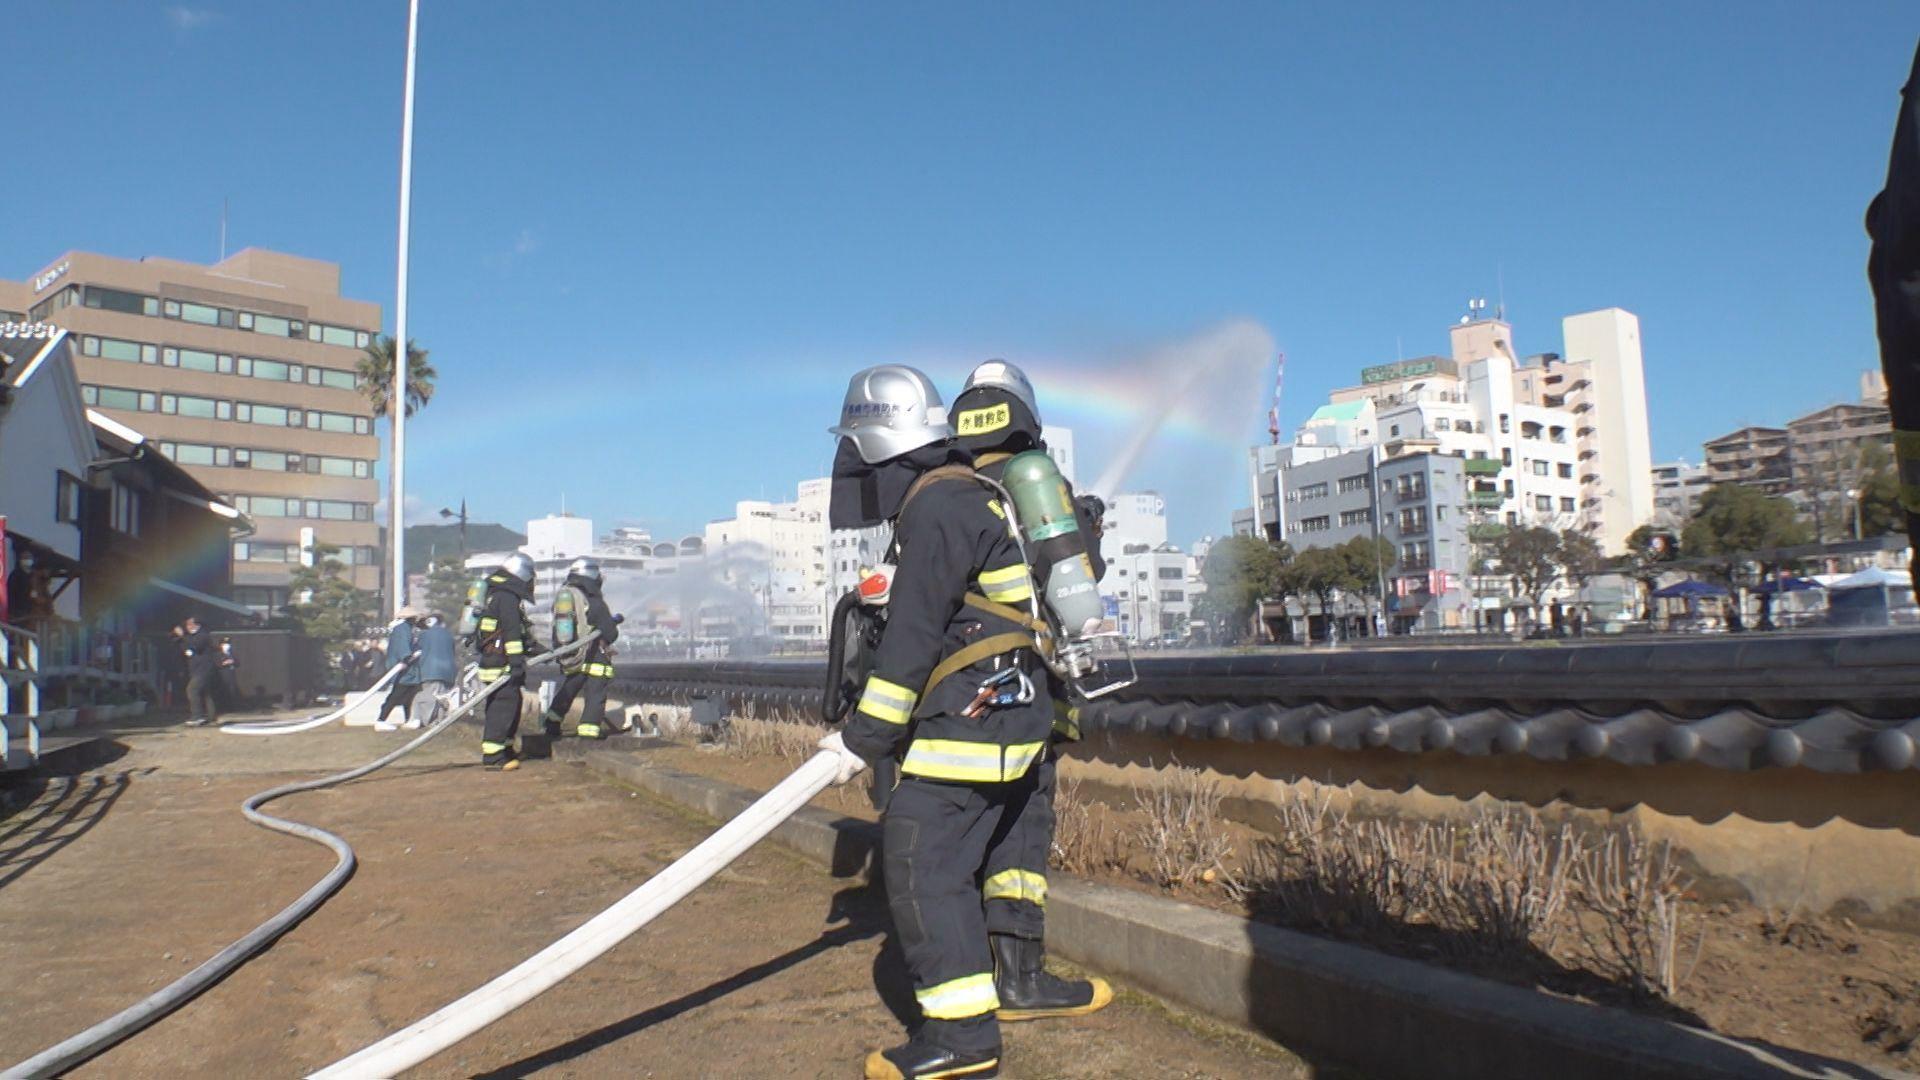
1501, 448, 1513, 466
1297, 481, 1329, 500
1505, 511, 1518, 526
1340, 508, 1373, 527
1434, 416, 1451, 432
1557, 463, 1572, 478
55, 471, 83, 524
1550, 426, 1567, 443
1159, 590, 1185, 603
1298, 515, 1332, 533
1157, 567, 1184, 580
308, 367, 358, 391
1534, 495, 1553, 512
84, 335, 157, 365
1560, 497, 1576, 512
1337, 474, 1368, 493
83, 286, 159, 317
1389, 424, 1400, 438
308, 323, 369, 349
240, 312, 296, 337
1531, 460, 1549, 476
111, 482, 141, 537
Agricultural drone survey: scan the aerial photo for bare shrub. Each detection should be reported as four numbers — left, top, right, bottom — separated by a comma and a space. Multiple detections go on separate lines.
1570, 828, 1695, 1000
723, 716, 820, 763
1051, 776, 1125, 876
1131, 763, 1234, 890
1229, 790, 1589, 964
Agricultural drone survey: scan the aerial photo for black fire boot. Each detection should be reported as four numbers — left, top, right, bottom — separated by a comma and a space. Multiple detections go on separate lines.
482, 747, 520, 772
863, 1034, 1000, 1079
990, 933, 1112, 1022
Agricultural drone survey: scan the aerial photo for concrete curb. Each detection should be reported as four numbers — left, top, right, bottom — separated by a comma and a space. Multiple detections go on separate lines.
563, 742, 1902, 1080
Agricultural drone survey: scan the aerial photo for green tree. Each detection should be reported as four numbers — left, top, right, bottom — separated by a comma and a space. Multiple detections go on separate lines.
1855, 442, 1905, 538
282, 544, 380, 652
359, 335, 436, 418
1557, 529, 1606, 605
1280, 546, 1364, 641
423, 553, 476, 625
1682, 484, 1811, 587
1619, 524, 1679, 620
1196, 536, 1289, 643
1494, 526, 1563, 630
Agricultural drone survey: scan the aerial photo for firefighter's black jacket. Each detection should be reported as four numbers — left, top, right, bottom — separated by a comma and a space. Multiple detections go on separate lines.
842, 475, 1054, 784
477, 571, 537, 675
566, 572, 620, 662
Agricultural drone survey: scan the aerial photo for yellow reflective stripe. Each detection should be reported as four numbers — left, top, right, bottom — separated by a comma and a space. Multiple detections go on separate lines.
1052, 701, 1080, 741
576, 723, 601, 737
477, 666, 506, 682
481, 741, 509, 754
477, 617, 498, 631
858, 675, 918, 725
915, 972, 999, 1020
978, 564, 1034, 604
504, 640, 526, 654
1897, 430, 1920, 513
584, 662, 614, 677
901, 739, 1047, 783
982, 869, 1048, 906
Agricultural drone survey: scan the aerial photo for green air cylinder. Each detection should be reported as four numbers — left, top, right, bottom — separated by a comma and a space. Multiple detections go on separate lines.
1001, 450, 1105, 638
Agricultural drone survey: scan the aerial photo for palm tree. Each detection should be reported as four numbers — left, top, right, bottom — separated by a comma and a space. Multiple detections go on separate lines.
359, 335, 436, 418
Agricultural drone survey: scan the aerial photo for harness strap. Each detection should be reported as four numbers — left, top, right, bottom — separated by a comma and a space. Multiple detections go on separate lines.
920, 632, 1035, 703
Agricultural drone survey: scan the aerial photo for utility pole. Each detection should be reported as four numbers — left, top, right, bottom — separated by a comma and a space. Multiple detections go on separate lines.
387, 0, 421, 618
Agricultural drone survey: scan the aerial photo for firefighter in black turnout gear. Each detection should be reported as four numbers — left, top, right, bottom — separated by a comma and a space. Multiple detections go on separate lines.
475, 552, 539, 771
1869, 38, 1920, 593
814, 363, 1055, 1080
949, 360, 1114, 1025
543, 558, 620, 740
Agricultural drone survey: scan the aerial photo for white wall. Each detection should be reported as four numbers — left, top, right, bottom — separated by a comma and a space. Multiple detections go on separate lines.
0, 335, 94, 622
1563, 308, 1655, 553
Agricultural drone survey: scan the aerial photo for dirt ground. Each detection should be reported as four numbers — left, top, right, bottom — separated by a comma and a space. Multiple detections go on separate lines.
647, 732, 1920, 1076
0, 715, 1309, 1079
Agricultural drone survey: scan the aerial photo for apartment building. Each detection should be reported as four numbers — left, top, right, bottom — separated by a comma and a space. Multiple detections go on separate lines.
9, 249, 383, 611
1702, 426, 1791, 495
706, 479, 832, 644
1651, 461, 1710, 525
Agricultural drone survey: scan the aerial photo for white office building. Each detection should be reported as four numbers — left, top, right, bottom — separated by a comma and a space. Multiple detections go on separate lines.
705, 479, 832, 646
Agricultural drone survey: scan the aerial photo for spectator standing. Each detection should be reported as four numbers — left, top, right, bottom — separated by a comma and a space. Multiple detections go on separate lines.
410, 613, 458, 730
180, 617, 219, 727
218, 638, 241, 708
374, 611, 425, 733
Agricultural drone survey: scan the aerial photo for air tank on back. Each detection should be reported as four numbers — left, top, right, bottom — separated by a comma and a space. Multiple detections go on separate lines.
999, 450, 1105, 640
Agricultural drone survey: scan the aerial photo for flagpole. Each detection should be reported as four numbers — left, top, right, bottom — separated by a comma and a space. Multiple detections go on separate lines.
389, 0, 420, 617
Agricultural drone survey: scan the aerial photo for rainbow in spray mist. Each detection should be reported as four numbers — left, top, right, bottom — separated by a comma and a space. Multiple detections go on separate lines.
1014, 319, 1279, 499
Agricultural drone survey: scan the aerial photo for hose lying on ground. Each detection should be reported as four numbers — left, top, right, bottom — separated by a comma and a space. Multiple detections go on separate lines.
221, 652, 421, 737
1, 634, 600, 1080
309, 749, 841, 1079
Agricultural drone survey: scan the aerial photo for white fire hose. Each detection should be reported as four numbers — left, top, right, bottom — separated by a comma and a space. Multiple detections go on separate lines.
221, 652, 422, 736
310, 749, 841, 1079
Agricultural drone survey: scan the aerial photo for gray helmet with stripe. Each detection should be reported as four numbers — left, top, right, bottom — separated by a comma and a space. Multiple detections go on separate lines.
828, 364, 951, 464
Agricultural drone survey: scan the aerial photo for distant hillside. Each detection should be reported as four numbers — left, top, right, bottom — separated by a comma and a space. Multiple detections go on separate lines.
404, 523, 527, 573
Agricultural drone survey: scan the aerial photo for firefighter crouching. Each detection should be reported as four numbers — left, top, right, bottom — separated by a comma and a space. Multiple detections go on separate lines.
948, 359, 1113, 1024
543, 557, 622, 740
814, 363, 1067, 1080
475, 552, 540, 772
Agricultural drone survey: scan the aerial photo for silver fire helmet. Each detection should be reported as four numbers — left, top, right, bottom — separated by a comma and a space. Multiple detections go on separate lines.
568, 557, 603, 583
828, 364, 950, 464
962, 359, 1042, 428
499, 552, 535, 583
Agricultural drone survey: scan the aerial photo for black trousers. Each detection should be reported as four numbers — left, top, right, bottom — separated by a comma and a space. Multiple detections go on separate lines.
379, 681, 421, 724
547, 671, 609, 729
185, 674, 219, 723
882, 767, 1041, 1054
981, 753, 1054, 941
481, 672, 525, 753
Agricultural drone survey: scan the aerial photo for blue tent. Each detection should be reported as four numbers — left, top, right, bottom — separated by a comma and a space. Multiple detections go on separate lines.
1754, 575, 1822, 596
1653, 579, 1729, 599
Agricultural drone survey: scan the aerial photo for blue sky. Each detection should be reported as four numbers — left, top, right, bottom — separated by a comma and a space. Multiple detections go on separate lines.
5, 3, 1914, 546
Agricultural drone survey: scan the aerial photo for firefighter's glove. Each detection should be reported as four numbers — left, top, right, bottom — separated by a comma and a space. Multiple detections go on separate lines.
817, 731, 868, 786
